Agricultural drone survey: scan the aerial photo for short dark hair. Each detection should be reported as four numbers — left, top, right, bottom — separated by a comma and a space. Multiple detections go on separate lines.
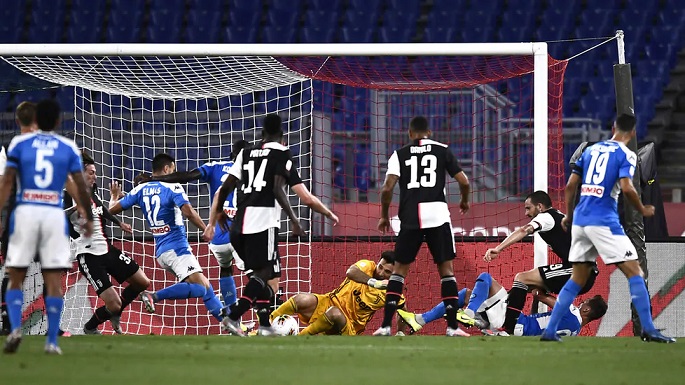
409, 116, 429, 133
81, 150, 95, 167
36, 99, 61, 131
152, 153, 175, 172
380, 250, 396, 264
526, 190, 552, 208
263, 114, 283, 136
231, 139, 248, 161
586, 295, 608, 322
15, 101, 36, 127
615, 113, 636, 133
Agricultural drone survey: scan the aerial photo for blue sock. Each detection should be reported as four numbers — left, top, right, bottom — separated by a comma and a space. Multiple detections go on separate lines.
156, 282, 206, 301
467, 272, 492, 313
457, 288, 467, 308
543, 279, 581, 336
421, 302, 446, 324
203, 285, 224, 322
628, 276, 656, 333
5, 289, 23, 333
44, 296, 63, 346
219, 276, 237, 307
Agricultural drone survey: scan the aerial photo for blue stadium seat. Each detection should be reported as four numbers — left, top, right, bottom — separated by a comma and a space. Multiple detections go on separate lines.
228, 8, 260, 27
341, 27, 374, 43
300, 27, 336, 43
149, 10, 184, 32
107, 9, 143, 42
272, 0, 301, 12
382, 10, 419, 29
261, 26, 297, 43
184, 22, 221, 43
349, 0, 382, 13
149, 0, 186, 12
304, 10, 338, 29
0, 9, 24, 43
388, 0, 418, 12
187, 0, 224, 12
223, 26, 258, 43
106, 25, 141, 43
426, 9, 459, 28
431, 0, 469, 14
312, 80, 334, 110
497, 25, 534, 42
343, 9, 379, 29
67, 10, 104, 43
460, 25, 494, 43
15, 90, 52, 104
423, 26, 456, 43
28, 4, 66, 43
266, 9, 299, 28
354, 146, 370, 193
228, 0, 262, 12
146, 24, 182, 43
379, 26, 412, 43
649, 25, 682, 47
307, 0, 341, 12
500, 10, 534, 29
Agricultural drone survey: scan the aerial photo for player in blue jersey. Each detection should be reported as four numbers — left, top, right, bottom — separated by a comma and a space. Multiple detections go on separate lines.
397, 272, 607, 337
139, 140, 248, 312
0, 100, 94, 354
108, 153, 224, 323
540, 114, 675, 343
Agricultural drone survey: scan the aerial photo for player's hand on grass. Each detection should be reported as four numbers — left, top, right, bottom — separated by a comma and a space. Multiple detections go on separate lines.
483, 248, 499, 262
202, 225, 215, 242
378, 217, 391, 234
561, 215, 572, 231
641, 205, 655, 217
134, 173, 152, 186
119, 222, 133, 234
459, 200, 470, 215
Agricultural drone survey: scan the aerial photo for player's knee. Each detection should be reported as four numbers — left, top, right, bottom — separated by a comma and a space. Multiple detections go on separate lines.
325, 306, 345, 324
476, 272, 492, 284
293, 293, 315, 310
107, 298, 122, 314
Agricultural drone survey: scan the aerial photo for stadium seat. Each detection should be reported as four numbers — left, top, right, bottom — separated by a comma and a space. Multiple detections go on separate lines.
300, 27, 336, 43
184, 22, 221, 43
431, 0, 469, 14
0, 21, 24, 44
379, 26, 412, 43
228, 0, 262, 13
307, 0, 341, 12
271, 0, 302, 12
500, 10, 534, 29
146, 24, 182, 44
228, 8, 260, 28
67, 10, 104, 43
223, 26, 258, 43
266, 9, 299, 29
261, 26, 297, 43
388, 0, 419, 13
304, 10, 339, 29
423, 26, 456, 43
343, 9, 379, 30
354, 146, 370, 193
187, 0, 224, 12
149, 0, 186, 12
341, 27, 374, 43
106, 25, 141, 43
382, 10, 419, 29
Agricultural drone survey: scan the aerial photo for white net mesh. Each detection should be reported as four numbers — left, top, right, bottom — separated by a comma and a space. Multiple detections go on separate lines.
2, 56, 312, 335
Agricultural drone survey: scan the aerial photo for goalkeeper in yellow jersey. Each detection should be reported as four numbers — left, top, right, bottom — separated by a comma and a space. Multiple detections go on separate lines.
271, 251, 404, 335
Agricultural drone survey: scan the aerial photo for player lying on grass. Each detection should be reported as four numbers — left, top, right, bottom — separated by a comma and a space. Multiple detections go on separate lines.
398, 272, 607, 337
270, 251, 404, 335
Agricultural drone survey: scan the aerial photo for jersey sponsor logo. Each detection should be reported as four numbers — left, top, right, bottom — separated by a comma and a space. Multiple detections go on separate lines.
250, 148, 271, 157
150, 224, 171, 234
92, 205, 103, 216
22, 189, 59, 204
410, 144, 432, 154
580, 184, 604, 197
223, 207, 237, 219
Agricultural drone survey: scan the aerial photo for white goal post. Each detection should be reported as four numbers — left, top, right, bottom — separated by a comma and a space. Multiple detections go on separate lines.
0, 43, 550, 335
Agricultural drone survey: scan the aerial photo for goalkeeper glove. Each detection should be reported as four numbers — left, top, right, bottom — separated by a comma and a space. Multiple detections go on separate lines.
367, 278, 387, 289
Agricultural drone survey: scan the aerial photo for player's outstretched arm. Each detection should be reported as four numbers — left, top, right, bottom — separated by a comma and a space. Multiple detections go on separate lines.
619, 178, 655, 217
453, 171, 471, 214
347, 264, 387, 289
108, 181, 126, 215
562, 173, 582, 230
484, 224, 535, 262
180, 203, 206, 232
378, 174, 399, 233
151, 169, 202, 184
274, 175, 305, 236
291, 183, 338, 225
71, 171, 95, 237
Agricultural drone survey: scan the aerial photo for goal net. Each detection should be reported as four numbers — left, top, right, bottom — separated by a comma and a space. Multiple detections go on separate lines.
0, 44, 565, 335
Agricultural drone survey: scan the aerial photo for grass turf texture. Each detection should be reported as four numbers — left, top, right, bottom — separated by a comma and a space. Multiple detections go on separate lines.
1, 335, 683, 385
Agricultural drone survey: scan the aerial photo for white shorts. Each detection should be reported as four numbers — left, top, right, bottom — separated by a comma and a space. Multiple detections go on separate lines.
569, 225, 638, 264
5, 205, 71, 269
157, 249, 203, 282
208, 242, 244, 270
478, 287, 508, 331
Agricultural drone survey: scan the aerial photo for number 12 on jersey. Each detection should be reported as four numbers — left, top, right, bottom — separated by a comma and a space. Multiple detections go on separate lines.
405, 155, 437, 189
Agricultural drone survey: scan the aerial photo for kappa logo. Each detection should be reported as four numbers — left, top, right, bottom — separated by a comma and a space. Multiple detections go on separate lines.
625, 250, 633, 258
187, 266, 196, 272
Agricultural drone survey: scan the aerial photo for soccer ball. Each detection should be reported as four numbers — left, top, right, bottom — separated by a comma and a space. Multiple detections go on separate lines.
272, 315, 299, 336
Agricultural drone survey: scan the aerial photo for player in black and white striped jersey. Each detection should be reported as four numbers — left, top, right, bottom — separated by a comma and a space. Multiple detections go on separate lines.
483, 190, 598, 335
64, 151, 151, 334
374, 116, 474, 337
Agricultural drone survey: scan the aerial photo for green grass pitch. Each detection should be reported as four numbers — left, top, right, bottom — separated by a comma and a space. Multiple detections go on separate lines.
1, 335, 683, 385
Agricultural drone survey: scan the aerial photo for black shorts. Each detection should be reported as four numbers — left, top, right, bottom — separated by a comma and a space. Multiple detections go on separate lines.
77, 244, 140, 295
230, 227, 281, 279
538, 263, 598, 294
394, 223, 455, 264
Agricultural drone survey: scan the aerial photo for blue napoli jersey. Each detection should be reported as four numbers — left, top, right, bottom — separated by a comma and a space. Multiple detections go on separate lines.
572, 140, 637, 232
6, 132, 82, 208
516, 304, 582, 337
120, 181, 192, 257
197, 161, 236, 245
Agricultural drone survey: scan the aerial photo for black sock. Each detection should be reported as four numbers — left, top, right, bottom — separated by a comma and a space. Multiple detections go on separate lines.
381, 274, 404, 328
503, 281, 528, 333
1, 274, 9, 332
84, 306, 113, 330
256, 286, 275, 327
441, 276, 459, 329
120, 285, 142, 313
228, 276, 265, 321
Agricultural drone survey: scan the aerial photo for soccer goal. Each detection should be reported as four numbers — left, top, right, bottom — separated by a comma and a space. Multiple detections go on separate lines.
0, 43, 566, 335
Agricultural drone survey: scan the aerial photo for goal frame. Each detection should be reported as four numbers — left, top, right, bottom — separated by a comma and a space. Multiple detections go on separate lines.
0, 42, 550, 268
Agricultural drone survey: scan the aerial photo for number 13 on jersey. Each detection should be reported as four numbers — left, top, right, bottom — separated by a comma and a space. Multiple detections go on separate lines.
405, 155, 437, 189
